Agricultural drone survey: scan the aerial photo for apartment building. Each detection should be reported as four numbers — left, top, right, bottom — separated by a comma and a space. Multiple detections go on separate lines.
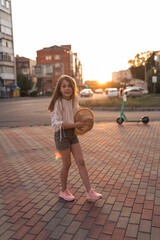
16, 55, 36, 80
112, 69, 132, 83
33, 45, 83, 94
0, 0, 18, 97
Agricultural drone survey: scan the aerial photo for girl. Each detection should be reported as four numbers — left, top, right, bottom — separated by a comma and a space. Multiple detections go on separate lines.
48, 75, 102, 201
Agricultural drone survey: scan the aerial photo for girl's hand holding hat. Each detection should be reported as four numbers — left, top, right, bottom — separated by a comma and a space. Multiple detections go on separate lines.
74, 108, 94, 135
75, 121, 84, 129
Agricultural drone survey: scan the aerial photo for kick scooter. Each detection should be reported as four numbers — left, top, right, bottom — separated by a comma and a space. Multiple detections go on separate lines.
116, 93, 149, 124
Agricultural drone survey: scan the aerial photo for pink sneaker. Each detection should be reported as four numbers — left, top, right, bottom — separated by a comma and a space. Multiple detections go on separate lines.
59, 189, 75, 201
86, 188, 102, 200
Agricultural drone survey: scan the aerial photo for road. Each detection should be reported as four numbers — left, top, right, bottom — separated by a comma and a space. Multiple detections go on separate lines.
0, 96, 159, 127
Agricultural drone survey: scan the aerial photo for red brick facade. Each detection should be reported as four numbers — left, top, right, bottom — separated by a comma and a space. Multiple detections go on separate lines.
35, 45, 83, 94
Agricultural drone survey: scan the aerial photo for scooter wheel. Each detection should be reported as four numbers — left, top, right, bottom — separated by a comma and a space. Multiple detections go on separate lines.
142, 116, 149, 124
117, 117, 124, 124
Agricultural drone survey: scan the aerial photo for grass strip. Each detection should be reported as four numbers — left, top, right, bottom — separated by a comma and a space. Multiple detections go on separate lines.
79, 94, 160, 108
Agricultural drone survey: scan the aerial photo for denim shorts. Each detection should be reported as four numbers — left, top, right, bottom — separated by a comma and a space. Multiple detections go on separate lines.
54, 128, 79, 150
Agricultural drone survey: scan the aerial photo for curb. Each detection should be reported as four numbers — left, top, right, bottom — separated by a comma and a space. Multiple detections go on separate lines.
89, 107, 160, 111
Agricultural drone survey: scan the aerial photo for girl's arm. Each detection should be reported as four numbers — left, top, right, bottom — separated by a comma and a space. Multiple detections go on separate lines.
51, 100, 63, 131
73, 95, 81, 113
51, 100, 84, 131
62, 122, 84, 129
62, 96, 83, 129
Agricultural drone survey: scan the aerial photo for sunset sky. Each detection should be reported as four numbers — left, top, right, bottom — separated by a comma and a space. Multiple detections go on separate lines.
11, 0, 160, 83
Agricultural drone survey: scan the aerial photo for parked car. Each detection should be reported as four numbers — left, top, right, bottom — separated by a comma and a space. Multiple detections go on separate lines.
108, 89, 119, 97
105, 88, 117, 94
125, 87, 148, 95
124, 88, 143, 97
80, 89, 93, 97
138, 88, 148, 95
94, 89, 103, 94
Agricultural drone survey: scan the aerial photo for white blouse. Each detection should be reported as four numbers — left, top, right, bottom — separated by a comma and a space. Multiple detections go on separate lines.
51, 97, 80, 132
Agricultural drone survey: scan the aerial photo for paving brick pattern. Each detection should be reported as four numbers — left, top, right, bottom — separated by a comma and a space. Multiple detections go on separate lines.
0, 122, 160, 240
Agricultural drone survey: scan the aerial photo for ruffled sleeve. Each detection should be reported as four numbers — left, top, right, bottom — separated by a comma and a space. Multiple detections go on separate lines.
51, 99, 63, 132
73, 95, 81, 115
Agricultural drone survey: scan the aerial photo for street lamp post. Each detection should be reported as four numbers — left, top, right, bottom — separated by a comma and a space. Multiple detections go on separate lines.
143, 61, 147, 90
153, 55, 158, 94
145, 64, 146, 82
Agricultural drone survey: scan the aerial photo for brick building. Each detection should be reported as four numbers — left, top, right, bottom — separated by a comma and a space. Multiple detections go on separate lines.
33, 45, 83, 94
16, 55, 36, 80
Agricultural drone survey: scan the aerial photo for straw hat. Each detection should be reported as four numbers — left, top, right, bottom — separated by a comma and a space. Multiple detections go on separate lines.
74, 108, 94, 135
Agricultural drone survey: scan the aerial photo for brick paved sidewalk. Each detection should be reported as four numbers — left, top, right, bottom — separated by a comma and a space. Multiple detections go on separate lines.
0, 122, 160, 240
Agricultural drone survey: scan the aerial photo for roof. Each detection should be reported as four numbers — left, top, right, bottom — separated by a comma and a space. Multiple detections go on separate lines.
42, 45, 71, 51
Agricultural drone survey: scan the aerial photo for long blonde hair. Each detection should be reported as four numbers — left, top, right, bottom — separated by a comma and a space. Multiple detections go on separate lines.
48, 75, 77, 112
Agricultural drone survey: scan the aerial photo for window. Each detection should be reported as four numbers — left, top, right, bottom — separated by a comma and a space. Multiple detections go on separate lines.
0, 39, 12, 48
6, 0, 9, 8
45, 65, 53, 76
7, 66, 14, 73
1, 25, 12, 35
55, 63, 61, 68
45, 55, 51, 60
0, 52, 13, 61
33, 66, 42, 76
1, 0, 10, 9
1, 0, 5, 6
0, 10, 11, 22
22, 68, 29, 74
47, 79, 52, 83
54, 54, 61, 60
0, 53, 3, 60
0, 66, 14, 73
55, 71, 62, 76
54, 63, 64, 75
5, 40, 12, 48
70, 54, 76, 74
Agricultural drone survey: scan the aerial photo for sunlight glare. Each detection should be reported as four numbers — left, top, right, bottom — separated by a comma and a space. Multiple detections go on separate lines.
55, 152, 61, 160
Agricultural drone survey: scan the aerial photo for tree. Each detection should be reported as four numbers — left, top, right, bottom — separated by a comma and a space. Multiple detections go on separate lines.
17, 73, 32, 96
147, 53, 160, 93
128, 51, 152, 80
128, 51, 160, 93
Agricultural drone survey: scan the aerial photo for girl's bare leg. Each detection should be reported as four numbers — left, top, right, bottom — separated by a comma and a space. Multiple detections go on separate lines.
71, 143, 91, 192
59, 148, 71, 191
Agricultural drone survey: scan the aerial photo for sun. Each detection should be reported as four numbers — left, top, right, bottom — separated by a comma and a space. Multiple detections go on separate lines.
98, 79, 111, 84
97, 72, 112, 84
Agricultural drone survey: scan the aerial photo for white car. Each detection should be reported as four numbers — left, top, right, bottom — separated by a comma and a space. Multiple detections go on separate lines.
80, 89, 93, 97
105, 88, 118, 94
125, 87, 148, 95
124, 88, 143, 97
138, 88, 148, 95
108, 89, 119, 97
94, 89, 103, 94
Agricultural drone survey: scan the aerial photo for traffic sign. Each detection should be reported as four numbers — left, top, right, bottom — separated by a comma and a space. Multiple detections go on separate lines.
152, 76, 157, 83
